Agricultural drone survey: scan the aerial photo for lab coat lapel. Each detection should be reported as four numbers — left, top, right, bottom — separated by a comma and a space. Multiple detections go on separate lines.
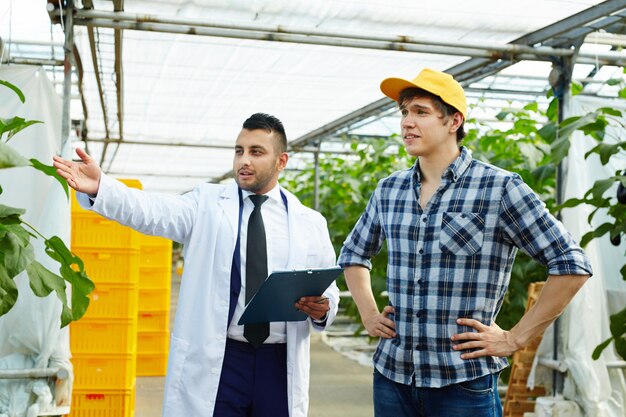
218, 183, 239, 238
284, 189, 309, 268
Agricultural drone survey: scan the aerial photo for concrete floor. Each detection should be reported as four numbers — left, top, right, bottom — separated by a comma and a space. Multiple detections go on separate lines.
135, 273, 374, 417
134, 333, 374, 417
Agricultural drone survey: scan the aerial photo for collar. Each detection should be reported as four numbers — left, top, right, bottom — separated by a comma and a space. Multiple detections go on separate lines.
241, 183, 283, 205
412, 146, 473, 184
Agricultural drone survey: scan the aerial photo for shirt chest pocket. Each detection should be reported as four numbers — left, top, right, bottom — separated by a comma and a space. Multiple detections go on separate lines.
439, 212, 485, 256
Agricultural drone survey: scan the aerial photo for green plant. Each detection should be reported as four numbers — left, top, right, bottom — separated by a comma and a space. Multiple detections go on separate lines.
0, 79, 93, 327
284, 136, 412, 319
554, 77, 626, 361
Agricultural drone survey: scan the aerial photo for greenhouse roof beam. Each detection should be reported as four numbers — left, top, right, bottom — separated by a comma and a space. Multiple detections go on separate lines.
449, 1, 626, 85
289, 0, 626, 150
63, 9, 625, 64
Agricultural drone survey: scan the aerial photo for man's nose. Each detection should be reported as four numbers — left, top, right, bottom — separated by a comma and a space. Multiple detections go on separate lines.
402, 115, 415, 128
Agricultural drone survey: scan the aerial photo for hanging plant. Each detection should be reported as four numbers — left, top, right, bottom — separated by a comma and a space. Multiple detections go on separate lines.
0, 79, 93, 327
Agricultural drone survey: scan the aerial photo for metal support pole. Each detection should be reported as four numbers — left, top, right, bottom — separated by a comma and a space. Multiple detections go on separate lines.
61, 0, 75, 151
313, 149, 321, 212
547, 37, 582, 396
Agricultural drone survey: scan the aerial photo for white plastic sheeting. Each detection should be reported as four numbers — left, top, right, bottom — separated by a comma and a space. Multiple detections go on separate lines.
2, 0, 620, 193
530, 95, 626, 417
71, 0, 609, 193
0, 65, 72, 416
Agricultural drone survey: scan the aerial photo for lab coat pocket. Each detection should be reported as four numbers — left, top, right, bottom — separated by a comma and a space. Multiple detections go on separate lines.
439, 212, 485, 256
164, 336, 190, 406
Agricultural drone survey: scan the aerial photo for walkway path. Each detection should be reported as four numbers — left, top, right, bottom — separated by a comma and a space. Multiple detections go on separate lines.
135, 275, 374, 416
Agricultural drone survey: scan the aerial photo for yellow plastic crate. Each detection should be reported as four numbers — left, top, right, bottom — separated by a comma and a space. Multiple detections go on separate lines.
72, 248, 140, 285
140, 233, 171, 247
72, 354, 136, 390
137, 331, 169, 355
138, 267, 171, 289
71, 179, 142, 213
138, 288, 170, 311
137, 353, 168, 377
69, 386, 135, 417
83, 284, 138, 320
139, 245, 172, 269
71, 319, 137, 355
72, 213, 141, 250
137, 310, 169, 333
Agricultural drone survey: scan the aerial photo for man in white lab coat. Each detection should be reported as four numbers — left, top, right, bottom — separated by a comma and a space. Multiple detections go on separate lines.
53, 113, 340, 417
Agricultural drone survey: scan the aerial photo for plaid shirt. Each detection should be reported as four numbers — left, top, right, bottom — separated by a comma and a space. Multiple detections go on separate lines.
338, 147, 592, 388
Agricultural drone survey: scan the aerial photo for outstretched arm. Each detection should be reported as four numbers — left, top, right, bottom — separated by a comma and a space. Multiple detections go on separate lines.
52, 147, 101, 195
451, 274, 589, 359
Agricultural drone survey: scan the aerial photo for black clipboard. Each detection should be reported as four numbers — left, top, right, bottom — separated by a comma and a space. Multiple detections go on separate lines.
237, 266, 343, 325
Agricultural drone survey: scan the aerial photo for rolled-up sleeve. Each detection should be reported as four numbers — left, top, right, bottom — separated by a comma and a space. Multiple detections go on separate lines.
338, 187, 386, 270
498, 174, 593, 277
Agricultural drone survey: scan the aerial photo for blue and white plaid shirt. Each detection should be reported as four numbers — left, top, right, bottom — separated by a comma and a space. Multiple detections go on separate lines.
338, 147, 592, 388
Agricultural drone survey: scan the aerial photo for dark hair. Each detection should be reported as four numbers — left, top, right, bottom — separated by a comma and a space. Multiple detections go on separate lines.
242, 113, 288, 154
398, 87, 466, 143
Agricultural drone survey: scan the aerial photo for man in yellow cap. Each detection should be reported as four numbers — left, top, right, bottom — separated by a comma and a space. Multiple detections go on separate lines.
338, 68, 592, 416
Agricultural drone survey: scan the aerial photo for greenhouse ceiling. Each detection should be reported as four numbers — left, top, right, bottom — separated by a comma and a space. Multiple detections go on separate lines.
1, 0, 625, 193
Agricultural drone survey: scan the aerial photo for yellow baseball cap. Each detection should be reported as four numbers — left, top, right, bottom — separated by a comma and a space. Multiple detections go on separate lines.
380, 68, 467, 120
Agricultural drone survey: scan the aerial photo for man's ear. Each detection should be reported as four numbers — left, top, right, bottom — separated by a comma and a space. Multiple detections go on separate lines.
276, 152, 289, 172
449, 112, 464, 133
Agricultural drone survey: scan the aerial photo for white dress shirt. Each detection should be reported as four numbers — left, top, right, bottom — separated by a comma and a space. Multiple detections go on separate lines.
227, 184, 289, 343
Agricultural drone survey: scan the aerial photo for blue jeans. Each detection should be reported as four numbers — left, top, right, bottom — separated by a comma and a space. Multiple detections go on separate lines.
373, 369, 502, 417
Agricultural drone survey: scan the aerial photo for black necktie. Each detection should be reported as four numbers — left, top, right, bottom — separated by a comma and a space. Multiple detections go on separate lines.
244, 194, 270, 347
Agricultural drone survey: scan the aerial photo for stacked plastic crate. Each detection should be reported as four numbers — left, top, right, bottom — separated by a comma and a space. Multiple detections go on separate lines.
136, 234, 172, 376
68, 179, 142, 417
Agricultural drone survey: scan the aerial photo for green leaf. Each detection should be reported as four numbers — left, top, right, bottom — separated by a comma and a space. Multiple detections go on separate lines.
29, 159, 69, 198
597, 107, 622, 117
0, 204, 25, 219
609, 307, 626, 343
546, 99, 558, 122
26, 261, 74, 327
0, 265, 18, 316
44, 236, 93, 324
538, 123, 557, 143
580, 222, 613, 247
590, 179, 616, 200
592, 336, 614, 360
571, 81, 583, 96
495, 111, 510, 121
523, 102, 538, 112
26, 260, 60, 297
0, 232, 35, 278
0, 142, 30, 168
585, 142, 626, 165
1, 223, 32, 247
0, 80, 25, 103
550, 135, 571, 165
7, 120, 42, 141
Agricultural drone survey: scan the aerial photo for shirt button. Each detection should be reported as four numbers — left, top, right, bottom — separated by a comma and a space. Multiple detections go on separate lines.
415, 310, 422, 318
418, 249, 424, 254
422, 218, 427, 223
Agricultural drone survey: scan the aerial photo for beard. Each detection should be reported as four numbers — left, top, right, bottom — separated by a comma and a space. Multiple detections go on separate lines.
235, 166, 277, 193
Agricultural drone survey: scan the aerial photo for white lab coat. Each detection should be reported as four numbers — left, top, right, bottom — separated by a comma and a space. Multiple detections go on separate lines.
77, 173, 340, 417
